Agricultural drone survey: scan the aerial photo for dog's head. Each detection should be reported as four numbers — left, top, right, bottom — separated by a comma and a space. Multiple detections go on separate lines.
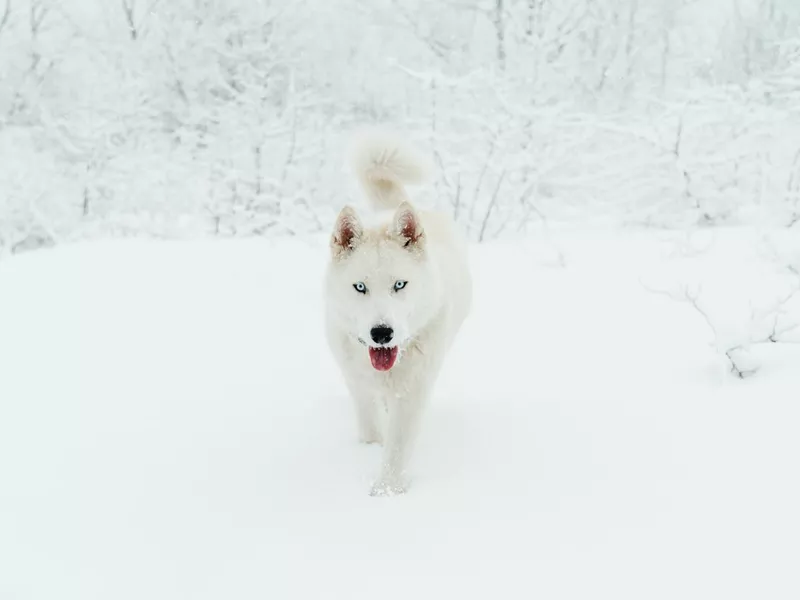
325, 202, 442, 371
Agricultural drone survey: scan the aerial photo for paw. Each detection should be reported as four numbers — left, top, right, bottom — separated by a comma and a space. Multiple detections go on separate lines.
358, 431, 383, 445
369, 477, 408, 497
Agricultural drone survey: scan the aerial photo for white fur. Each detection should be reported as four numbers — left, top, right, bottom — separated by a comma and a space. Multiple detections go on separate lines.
325, 132, 472, 496
349, 129, 433, 211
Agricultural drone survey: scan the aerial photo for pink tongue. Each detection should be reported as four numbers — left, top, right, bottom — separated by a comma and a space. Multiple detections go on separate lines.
369, 347, 398, 371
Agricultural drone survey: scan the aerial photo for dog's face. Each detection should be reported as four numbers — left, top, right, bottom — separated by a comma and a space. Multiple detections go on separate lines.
326, 202, 442, 371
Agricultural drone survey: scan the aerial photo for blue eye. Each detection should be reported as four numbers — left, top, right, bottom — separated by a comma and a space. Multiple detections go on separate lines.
393, 280, 407, 292
353, 282, 367, 294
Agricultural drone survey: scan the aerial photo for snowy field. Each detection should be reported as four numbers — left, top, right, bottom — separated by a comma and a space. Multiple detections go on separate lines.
2, 1, 799, 596
1, 230, 798, 599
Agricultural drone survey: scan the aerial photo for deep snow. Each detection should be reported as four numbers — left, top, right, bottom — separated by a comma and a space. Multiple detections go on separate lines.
1, 231, 798, 600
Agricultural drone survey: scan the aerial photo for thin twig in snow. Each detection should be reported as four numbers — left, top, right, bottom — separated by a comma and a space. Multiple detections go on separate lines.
478, 170, 506, 243
468, 141, 495, 229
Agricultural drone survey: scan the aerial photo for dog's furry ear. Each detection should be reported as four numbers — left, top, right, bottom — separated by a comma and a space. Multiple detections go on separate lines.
392, 202, 425, 251
331, 206, 363, 258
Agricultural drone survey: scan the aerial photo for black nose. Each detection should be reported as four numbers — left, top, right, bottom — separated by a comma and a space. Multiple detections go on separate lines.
370, 325, 394, 345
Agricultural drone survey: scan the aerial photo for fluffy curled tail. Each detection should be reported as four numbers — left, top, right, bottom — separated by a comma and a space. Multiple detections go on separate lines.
350, 130, 431, 211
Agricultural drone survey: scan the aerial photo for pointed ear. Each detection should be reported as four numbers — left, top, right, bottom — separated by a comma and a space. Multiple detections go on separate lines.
331, 206, 363, 258
392, 201, 425, 250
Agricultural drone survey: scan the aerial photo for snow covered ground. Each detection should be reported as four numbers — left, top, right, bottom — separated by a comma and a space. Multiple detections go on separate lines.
1, 230, 798, 600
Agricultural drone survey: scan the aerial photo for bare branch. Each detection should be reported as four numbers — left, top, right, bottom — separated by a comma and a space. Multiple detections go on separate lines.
467, 141, 495, 228
389, 0, 452, 61
641, 275, 799, 379
0, 1, 11, 38
478, 170, 506, 243
29, 0, 49, 38
121, 0, 137, 40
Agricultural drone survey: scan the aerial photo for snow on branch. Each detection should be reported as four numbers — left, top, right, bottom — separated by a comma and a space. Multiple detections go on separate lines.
642, 232, 800, 379
2, 0, 800, 246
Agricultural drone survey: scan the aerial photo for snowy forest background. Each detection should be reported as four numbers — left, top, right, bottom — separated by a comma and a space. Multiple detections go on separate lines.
0, 0, 799, 253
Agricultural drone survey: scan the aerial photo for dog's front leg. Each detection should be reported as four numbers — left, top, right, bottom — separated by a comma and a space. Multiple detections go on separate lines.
369, 389, 427, 496
351, 387, 383, 445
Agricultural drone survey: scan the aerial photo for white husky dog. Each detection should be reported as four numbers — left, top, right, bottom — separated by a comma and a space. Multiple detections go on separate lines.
325, 132, 472, 496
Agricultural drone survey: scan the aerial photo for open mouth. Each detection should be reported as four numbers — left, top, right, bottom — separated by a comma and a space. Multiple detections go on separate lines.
368, 346, 398, 371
